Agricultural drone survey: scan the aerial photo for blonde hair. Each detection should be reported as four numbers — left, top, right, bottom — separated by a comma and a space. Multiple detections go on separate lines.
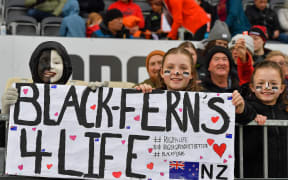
265, 50, 287, 62
86, 12, 102, 27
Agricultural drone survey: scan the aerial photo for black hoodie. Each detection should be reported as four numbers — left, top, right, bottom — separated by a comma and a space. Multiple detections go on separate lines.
29, 41, 72, 84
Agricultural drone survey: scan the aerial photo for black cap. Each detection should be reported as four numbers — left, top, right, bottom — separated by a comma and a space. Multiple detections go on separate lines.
104, 9, 123, 26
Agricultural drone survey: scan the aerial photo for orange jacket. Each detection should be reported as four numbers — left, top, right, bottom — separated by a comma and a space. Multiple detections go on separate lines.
164, 0, 210, 40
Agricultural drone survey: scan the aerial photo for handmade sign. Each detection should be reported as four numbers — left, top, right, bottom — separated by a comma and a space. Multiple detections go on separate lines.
5, 83, 235, 179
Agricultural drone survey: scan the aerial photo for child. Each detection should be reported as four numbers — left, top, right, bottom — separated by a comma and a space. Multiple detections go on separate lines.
236, 61, 288, 178
123, 15, 149, 39
135, 47, 202, 93
86, 12, 102, 37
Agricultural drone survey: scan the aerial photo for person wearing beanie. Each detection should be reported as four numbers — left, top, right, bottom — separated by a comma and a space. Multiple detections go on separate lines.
248, 25, 271, 65
123, 15, 149, 39
108, 0, 145, 29
201, 46, 239, 93
137, 50, 165, 88
229, 34, 254, 65
91, 9, 132, 38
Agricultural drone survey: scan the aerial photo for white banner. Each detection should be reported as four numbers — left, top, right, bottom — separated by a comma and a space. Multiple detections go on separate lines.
6, 83, 235, 179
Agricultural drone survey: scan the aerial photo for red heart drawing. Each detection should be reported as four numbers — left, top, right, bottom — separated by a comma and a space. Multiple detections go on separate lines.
32, 128, 36, 131
47, 164, 53, 169
160, 172, 164, 176
211, 116, 220, 123
179, 108, 183, 112
112, 171, 122, 178
207, 138, 214, 146
200, 156, 203, 159
228, 155, 232, 158
147, 162, 154, 170
23, 88, 28, 95
213, 143, 226, 158
134, 115, 140, 121
148, 148, 153, 153
121, 140, 125, 144
54, 112, 58, 116
18, 164, 23, 170
90, 104, 96, 110
69, 135, 76, 141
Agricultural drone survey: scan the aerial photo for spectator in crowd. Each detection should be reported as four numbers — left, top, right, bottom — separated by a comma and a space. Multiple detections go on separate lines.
236, 61, 288, 178
265, 51, 288, 85
136, 47, 201, 92
162, 0, 210, 40
277, 1, 288, 33
178, 41, 197, 66
137, 50, 165, 88
86, 12, 102, 37
201, 46, 239, 93
249, 25, 271, 65
198, 20, 231, 81
145, 0, 167, 39
123, 15, 149, 38
217, 0, 250, 36
91, 9, 132, 39
25, 0, 67, 21
1, 41, 72, 115
229, 34, 254, 66
108, 0, 145, 29
245, 0, 288, 43
78, 0, 104, 17
59, 0, 86, 37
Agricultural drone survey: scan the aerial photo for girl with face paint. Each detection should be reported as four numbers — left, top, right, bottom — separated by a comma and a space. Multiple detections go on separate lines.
135, 47, 202, 93
235, 61, 288, 178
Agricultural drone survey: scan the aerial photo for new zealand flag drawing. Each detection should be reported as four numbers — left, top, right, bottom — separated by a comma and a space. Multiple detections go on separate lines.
169, 161, 199, 180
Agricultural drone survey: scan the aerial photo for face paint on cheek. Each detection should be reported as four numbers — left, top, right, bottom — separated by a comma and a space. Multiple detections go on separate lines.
272, 86, 279, 92
183, 71, 190, 78
164, 70, 170, 76
255, 86, 262, 92
38, 51, 52, 83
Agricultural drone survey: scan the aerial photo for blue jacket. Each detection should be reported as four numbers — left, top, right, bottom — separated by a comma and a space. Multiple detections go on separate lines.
59, 0, 86, 37
225, 0, 250, 36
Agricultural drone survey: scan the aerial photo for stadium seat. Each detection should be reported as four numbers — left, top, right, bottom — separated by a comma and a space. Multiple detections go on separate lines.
41, 16, 62, 36
104, 0, 116, 10
270, 0, 285, 11
6, 15, 39, 36
4, 0, 27, 22
134, 0, 151, 15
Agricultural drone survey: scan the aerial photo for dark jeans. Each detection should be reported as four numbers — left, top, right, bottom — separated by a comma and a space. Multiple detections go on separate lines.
27, 9, 54, 22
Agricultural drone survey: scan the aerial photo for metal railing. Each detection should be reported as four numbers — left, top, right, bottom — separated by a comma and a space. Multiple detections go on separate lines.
1, 115, 288, 179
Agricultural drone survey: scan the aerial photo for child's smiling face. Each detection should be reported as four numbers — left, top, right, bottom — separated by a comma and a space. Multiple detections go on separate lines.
251, 67, 285, 105
160, 53, 193, 91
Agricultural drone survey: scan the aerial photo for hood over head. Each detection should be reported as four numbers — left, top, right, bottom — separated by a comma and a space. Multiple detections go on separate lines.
29, 41, 72, 84
62, 0, 80, 17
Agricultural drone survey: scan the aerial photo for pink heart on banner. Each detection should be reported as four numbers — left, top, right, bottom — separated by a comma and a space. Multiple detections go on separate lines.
223, 159, 227, 163
23, 89, 28, 95
121, 140, 125, 144
200, 156, 203, 159
18, 164, 23, 170
148, 148, 153, 153
54, 112, 58, 116
69, 135, 76, 141
164, 160, 167, 162
179, 108, 183, 112
134, 115, 140, 121
90, 104, 96, 110
160, 172, 164, 176
32, 128, 36, 131
147, 162, 154, 170
228, 155, 232, 158
211, 116, 220, 123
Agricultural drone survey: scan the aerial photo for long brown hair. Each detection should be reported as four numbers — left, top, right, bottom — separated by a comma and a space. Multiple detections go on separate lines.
251, 61, 288, 111
156, 47, 202, 91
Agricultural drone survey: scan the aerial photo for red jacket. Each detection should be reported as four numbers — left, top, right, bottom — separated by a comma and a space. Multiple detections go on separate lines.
108, 0, 145, 29
164, 0, 210, 40
86, 24, 100, 37
237, 52, 254, 86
